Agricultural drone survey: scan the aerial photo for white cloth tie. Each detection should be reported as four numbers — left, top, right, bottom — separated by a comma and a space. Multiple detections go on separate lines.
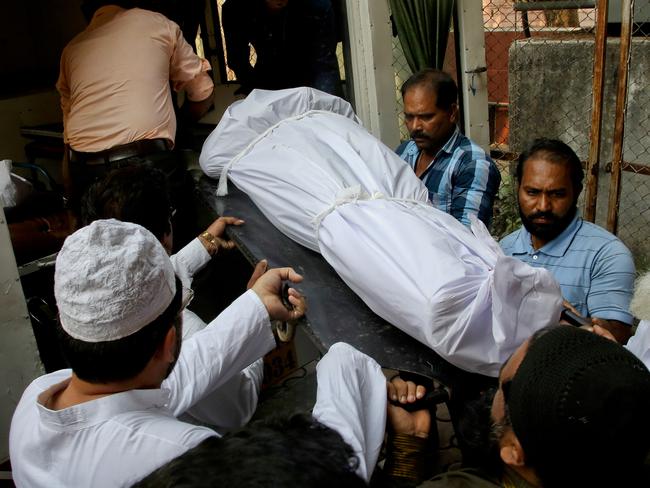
311, 185, 385, 231
216, 109, 342, 197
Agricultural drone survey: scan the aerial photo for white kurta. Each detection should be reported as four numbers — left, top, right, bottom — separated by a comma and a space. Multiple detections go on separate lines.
626, 319, 650, 370
170, 237, 213, 340
9, 290, 275, 488
312, 342, 387, 482
171, 238, 264, 432
199, 87, 563, 377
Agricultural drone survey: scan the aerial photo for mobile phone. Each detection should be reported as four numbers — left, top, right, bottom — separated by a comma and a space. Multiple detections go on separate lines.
560, 308, 591, 327
281, 282, 294, 311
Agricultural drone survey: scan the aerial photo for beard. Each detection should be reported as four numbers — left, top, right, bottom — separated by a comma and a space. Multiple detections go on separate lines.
519, 204, 577, 244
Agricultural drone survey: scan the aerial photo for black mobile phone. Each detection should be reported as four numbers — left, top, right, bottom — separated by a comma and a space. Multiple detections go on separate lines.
281, 282, 294, 311
560, 308, 591, 327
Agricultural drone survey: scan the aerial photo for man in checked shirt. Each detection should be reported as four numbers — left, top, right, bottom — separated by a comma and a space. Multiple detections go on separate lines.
396, 69, 501, 228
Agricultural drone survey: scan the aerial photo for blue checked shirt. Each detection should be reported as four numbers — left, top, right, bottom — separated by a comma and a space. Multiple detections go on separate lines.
500, 215, 636, 324
395, 128, 501, 227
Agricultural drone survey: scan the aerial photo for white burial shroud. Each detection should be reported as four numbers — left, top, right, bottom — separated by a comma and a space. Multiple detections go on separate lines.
200, 88, 563, 377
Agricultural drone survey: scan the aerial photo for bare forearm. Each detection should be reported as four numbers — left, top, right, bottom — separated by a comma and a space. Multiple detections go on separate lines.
186, 95, 213, 121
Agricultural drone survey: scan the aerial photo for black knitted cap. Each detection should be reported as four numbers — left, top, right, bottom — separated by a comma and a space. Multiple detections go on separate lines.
508, 326, 650, 486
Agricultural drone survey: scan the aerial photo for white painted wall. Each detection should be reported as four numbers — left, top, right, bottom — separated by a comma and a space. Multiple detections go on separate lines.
344, 0, 490, 152
0, 206, 43, 462
344, 0, 400, 149
457, 0, 491, 152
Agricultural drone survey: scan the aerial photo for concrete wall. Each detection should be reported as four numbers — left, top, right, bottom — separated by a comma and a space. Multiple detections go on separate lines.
509, 38, 650, 268
0, 207, 43, 461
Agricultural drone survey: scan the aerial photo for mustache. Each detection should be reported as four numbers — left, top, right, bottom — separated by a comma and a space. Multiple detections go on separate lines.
410, 131, 430, 140
527, 211, 558, 221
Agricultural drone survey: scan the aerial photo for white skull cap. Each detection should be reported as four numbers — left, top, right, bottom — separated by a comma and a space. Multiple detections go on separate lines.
55, 219, 177, 342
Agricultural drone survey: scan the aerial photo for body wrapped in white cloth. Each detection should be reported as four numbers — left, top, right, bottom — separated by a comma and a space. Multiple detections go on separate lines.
200, 88, 563, 377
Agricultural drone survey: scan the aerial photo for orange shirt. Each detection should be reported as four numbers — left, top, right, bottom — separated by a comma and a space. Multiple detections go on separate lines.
57, 6, 214, 152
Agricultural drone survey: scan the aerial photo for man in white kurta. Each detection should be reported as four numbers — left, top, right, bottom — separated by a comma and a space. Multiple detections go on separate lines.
80, 165, 265, 432
9, 219, 305, 487
171, 235, 265, 432
135, 341, 389, 486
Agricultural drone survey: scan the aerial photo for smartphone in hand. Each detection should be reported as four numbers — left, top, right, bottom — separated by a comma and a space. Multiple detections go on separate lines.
560, 308, 591, 327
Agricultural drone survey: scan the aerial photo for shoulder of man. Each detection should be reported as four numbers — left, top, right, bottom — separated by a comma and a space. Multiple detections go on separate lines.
573, 219, 633, 254
395, 139, 414, 156
129, 7, 169, 20
125, 7, 184, 32
499, 227, 523, 249
21, 370, 71, 401
453, 132, 496, 166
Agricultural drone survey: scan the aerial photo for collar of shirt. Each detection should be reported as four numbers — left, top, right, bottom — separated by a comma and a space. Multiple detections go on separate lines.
512, 213, 582, 257
439, 127, 461, 157
36, 373, 172, 432
88, 5, 124, 31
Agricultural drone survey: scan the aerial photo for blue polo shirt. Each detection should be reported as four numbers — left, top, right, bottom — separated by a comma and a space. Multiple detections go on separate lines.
395, 128, 501, 228
500, 215, 635, 324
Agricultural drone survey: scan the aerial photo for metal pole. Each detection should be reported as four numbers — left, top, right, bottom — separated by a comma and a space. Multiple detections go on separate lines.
584, 0, 609, 222
606, 0, 633, 234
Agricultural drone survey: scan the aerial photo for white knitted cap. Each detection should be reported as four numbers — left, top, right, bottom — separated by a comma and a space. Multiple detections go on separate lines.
54, 219, 176, 342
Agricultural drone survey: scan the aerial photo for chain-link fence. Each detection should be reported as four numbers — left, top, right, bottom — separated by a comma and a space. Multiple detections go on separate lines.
390, 1, 650, 268
482, 0, 600, 239
486, 0, 650, 268
615, 1, 650, 271
392, 33, 411, 142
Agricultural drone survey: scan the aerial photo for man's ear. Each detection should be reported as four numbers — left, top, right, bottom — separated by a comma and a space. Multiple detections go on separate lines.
161, 230, 173, 255
450, 103, 459, 124
155, 326, 177, 364
499, 429, 526, 467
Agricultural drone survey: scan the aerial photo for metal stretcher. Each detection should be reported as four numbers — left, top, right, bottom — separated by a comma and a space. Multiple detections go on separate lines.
198, 176, 493, 394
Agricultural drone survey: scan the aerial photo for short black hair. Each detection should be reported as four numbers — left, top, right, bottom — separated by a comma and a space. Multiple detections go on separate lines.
133, 414, 366, 488
516, 138, 584, 196
400, 68, 458, 111
57, 277, 182, 383
81, 165, 172, 241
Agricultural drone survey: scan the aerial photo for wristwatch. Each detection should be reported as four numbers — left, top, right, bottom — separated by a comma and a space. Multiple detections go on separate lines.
199, 231, 219, 255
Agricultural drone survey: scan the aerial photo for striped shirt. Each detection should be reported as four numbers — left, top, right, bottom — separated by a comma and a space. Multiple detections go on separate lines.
500, 215, 636, 324
395, 128, 501, 227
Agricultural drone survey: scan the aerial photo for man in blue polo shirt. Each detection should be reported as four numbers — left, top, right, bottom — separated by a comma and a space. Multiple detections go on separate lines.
500, 138, 636, 343
396, 69, 501, 228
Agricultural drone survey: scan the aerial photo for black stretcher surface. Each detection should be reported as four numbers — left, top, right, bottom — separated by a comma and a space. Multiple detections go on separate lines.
198, 176, 493, 390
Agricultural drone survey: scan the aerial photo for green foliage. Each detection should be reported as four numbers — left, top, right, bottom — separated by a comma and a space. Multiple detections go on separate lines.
491, 172, 521, 240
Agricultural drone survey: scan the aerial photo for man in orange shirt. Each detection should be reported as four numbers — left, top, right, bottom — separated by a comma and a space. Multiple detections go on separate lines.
57, 1, 214, 245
